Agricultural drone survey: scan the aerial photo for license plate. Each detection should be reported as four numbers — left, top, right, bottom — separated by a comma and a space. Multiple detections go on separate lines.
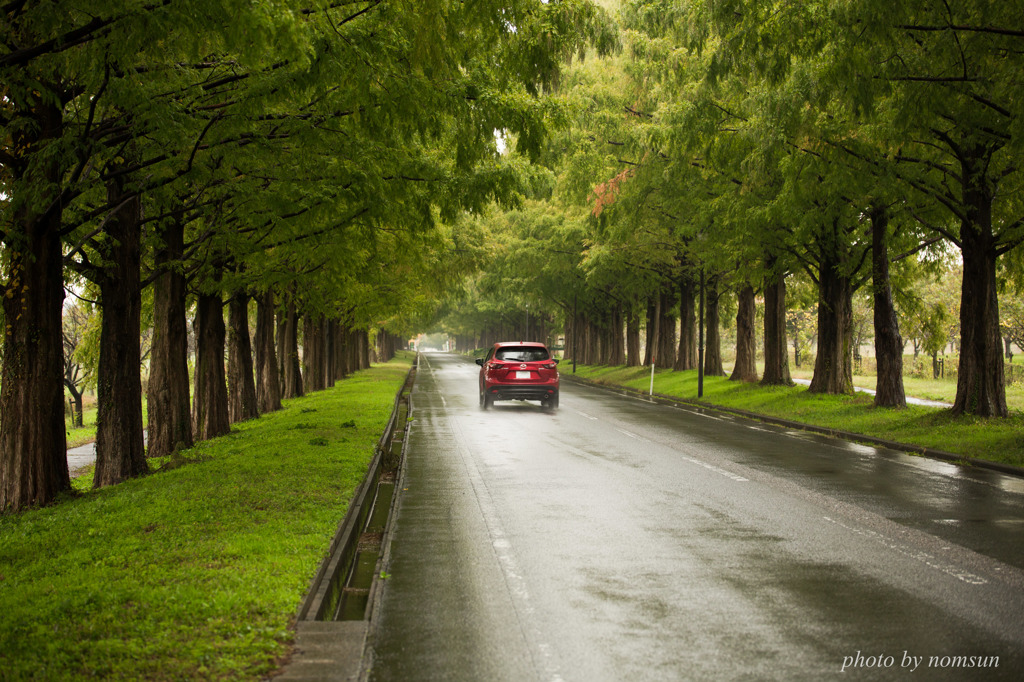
515, 371, 531, 379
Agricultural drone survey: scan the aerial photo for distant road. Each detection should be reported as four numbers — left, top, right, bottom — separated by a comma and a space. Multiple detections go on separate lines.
369, 352, 1022, 680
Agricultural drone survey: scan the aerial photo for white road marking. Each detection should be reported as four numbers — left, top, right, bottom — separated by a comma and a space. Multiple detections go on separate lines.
572, 403, 744, 482
680, 455, 748, 482
823, 516, 987, 585
615, 427, 647, 442
450, 410, 564, 681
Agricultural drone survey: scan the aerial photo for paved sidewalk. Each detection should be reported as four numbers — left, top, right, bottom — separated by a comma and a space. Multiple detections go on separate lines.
67, 432, 150, 476
67, 442, 96, 476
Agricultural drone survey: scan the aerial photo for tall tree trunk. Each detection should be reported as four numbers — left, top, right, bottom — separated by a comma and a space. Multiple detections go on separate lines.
346, 327, 360, 375
255, 290, 282, 414
562, 314, 572, 363
66, 385, 84, 428
93, 174, 148, 488
584, 317, 598, 364
358, 330, 370, 369
325, 319, 336, 387
626, 309, 641, 367
596, 320, 608, 365
609, 305, 625, 365
869, 205, 906, 408
331, 322, 342, 380
303, 314, 326, 391
193, 292, 230, 441
761, 263, 793, 386
953, 146, 1007, 417
644, 299, 658, 366
318, 316, 329, 385
657, 290, 676, 368
385, 329, 397, 361
575, 314, 586, 364
147, 216, 193, 459
335, 322, 351, 379
281, 301, 303, 398
808, 238, 854, 395
377, 328, 396, 363
227, 292, 258, 423
676, 278, 697, 370
704, 277, 725, 376
351, 328, 362, 370
731, 285, 758, 382
353, 327, 364, 372
276, 304, 287, 390
0, 100, 69, 511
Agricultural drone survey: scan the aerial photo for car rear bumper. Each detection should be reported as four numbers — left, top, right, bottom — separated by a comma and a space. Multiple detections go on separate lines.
487, 384, 558, 401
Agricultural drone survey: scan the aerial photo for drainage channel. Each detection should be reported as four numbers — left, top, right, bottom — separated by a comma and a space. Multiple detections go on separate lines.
333, 475, 395, 620
278, 358, 415, 682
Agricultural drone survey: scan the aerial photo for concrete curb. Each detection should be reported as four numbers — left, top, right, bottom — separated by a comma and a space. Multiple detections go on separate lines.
358, 370, 415, 682
561, 373, 1024, 479
277, 357, 418, 682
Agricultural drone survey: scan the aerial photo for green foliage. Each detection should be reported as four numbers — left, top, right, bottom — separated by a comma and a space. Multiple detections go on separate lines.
0, 354, 413, 681
67, 299, 102, 392
441, 0, 1021, 411
1001, 295, 1024, 357
901, 264, 961, 356
3, 0, 618, 347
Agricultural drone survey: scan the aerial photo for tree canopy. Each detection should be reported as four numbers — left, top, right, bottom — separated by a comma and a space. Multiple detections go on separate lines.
4, 0, 1024, 513
0, 0, 616, 512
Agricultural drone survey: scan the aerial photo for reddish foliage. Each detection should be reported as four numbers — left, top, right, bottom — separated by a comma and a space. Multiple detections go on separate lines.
591, 167, 633, 217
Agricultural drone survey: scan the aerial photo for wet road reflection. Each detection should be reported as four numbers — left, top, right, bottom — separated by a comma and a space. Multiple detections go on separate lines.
368, 353, 1024, 680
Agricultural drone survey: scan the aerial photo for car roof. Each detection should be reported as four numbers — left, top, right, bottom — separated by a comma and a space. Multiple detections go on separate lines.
493, 341, 547, 348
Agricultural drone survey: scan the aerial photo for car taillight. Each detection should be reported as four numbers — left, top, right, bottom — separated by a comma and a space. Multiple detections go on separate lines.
541, 362, 557, 370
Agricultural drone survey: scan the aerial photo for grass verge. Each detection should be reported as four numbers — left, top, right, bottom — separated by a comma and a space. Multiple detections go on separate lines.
787, 365, 1024, 410
0, 352, 413, 681
566, 364, 1024, 469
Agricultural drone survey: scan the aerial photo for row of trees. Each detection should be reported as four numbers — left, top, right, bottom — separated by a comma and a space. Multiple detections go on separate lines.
61, 285, 396, 432
0, 1, 616, 513
437, 0, 1024, 416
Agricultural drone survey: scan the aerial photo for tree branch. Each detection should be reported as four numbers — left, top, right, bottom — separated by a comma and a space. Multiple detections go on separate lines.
897, 24, 1024, 39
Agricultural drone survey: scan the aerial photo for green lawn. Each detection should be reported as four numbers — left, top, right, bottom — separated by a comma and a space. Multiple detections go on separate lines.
1, 352, 413, 681
566, 363, 1024, 469
66, 403, 98, 449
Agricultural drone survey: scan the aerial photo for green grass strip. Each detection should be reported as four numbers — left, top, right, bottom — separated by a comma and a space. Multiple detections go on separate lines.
0, 352, 413, 681
568, 364, 1024, 469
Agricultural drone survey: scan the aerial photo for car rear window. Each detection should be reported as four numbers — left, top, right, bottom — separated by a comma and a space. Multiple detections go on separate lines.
495, 347, 549, 362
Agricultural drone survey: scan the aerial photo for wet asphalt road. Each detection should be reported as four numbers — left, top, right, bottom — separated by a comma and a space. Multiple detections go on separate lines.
367, 353, 1024, 681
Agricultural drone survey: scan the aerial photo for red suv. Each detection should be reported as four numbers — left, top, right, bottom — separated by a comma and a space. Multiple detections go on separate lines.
476, 342, 560, 410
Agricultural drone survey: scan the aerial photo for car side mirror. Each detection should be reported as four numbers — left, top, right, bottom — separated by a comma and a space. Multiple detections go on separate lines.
553, 359, 560, 365
475, 358, 484, 366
